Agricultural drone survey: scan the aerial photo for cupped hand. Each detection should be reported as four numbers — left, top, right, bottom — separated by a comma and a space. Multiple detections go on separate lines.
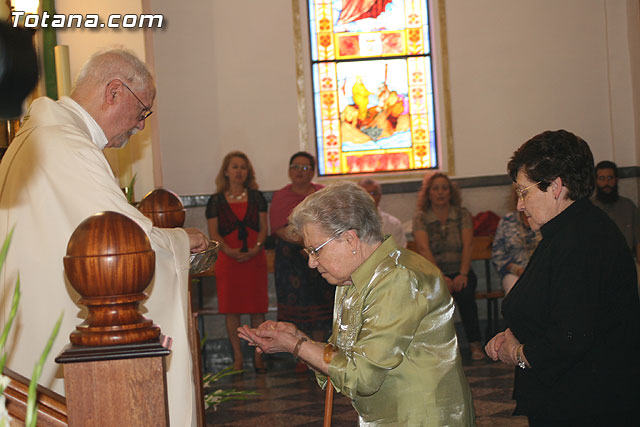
256, 320, 297, 335
185, 228, 209, 253
237, 324, 299, 355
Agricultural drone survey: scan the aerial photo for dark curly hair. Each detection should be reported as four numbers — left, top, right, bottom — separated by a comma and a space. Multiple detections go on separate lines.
507, 130, 595, 200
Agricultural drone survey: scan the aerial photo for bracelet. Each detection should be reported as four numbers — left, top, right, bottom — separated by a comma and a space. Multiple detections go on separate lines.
516, 344, 526, 370
323, 343, 337, 364
458, 272, 468, 277
292, 337, 307, 359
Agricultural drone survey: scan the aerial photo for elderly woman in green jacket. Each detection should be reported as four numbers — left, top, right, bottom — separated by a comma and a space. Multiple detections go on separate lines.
239, 182, 475, 426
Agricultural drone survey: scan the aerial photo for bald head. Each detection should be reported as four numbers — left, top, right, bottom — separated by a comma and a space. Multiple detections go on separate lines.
72, 49, 154, 96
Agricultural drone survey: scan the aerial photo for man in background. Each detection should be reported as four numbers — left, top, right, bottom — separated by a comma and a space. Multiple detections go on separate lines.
358, 178, 407, 247
592, 160, 640, 261
0, 49, 207, 426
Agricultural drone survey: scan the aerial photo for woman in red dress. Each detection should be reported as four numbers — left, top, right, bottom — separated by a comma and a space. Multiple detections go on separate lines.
207, 151, 268, 372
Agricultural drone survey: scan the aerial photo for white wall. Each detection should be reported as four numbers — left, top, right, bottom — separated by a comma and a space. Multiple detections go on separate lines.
445, 0, 639, 177
151, 0, 302, 196
47, 1, 640, 199
149, 0, 640, 195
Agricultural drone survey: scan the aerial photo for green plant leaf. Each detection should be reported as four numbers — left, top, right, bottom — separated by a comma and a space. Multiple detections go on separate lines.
0, 227, 14, 272
0, 228, 19, 368
202, 366, 258, 411
125, 173, 137, 203
25, 311, 63, 427
0, 277, 20, 374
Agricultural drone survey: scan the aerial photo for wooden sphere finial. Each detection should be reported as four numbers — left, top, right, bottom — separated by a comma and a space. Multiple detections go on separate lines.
138, 188, 186, 228
64, 211, 159, 346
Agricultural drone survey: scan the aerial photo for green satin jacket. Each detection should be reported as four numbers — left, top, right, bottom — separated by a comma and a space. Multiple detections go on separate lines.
317, 237, 475, 426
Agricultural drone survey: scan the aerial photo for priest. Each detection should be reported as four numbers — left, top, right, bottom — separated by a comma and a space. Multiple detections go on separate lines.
0, 49, 208, 427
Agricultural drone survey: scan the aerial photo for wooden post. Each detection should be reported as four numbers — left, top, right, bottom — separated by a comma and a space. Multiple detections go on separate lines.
138, 188, 207, 427
56, 211, 169, 427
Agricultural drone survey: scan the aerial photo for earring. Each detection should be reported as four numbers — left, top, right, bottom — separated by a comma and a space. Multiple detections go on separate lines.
352, 249, 356, 255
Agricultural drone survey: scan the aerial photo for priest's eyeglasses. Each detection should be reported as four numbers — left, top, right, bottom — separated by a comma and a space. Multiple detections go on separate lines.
290, 164, 312, 171
515, 181, 542, 201
118, 79, 153, 121
304, 234, 339, 259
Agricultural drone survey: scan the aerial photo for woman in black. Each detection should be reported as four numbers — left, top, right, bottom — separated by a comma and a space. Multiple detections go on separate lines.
485, 130, 640, 426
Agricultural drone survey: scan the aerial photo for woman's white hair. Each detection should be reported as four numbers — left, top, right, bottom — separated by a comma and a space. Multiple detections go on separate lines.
73, 48, 153, 93
288, 182, 383, 245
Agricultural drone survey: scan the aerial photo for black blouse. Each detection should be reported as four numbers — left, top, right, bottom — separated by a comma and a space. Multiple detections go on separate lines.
502, 198, 640, 419
205, 189, 267, 252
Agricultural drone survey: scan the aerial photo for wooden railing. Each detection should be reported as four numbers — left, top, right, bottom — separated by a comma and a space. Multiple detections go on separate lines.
2, 367, 67, 426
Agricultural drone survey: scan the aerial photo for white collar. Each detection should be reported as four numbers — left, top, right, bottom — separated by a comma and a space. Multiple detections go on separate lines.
58, 96, 108, 150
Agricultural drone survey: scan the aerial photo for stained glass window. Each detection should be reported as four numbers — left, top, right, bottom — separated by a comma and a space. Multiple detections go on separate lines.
308, 0, 437, 175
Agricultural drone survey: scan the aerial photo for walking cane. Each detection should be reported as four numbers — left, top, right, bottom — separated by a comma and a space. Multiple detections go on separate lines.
323, 378, 334, 427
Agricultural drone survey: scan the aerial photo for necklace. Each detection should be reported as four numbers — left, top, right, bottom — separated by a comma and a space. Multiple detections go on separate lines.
227, 189, 247, 200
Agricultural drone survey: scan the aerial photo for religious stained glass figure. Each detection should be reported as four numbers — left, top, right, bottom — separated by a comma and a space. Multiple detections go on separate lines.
309, 0, 437, 175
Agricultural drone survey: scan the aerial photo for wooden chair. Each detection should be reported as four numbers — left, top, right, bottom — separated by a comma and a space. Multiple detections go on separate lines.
470, 235, 505, 338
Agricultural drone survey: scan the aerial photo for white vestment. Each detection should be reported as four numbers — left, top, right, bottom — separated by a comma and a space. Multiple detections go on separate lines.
0, 97, 196, 426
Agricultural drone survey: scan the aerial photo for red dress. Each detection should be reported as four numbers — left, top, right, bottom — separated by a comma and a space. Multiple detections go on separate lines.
207, 194, 268, 314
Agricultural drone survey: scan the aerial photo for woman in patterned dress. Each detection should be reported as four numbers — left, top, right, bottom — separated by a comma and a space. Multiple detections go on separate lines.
413, 172, 484, 360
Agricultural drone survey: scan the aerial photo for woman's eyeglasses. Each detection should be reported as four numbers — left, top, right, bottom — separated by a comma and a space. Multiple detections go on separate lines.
515, 181, 542, 201
304, 234, 338, 259
290, 164, 312, 171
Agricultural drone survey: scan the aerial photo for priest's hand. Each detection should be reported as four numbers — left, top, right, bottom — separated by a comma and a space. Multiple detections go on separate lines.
185, 228, 208, 253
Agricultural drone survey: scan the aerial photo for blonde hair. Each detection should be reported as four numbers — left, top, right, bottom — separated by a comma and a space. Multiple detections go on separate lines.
215, 151, 259, 193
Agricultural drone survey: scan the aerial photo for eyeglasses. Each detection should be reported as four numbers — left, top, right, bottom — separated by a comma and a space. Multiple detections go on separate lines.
515, 181, 542, 201
117, 79, 153, 121
303, 234, 339, 259
290, 164, 312, 171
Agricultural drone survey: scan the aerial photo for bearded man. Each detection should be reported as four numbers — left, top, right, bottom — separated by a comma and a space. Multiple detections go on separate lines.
592, 160, 640, 261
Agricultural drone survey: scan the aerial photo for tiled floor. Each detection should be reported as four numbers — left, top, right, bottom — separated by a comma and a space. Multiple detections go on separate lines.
204, 353, 528, 426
